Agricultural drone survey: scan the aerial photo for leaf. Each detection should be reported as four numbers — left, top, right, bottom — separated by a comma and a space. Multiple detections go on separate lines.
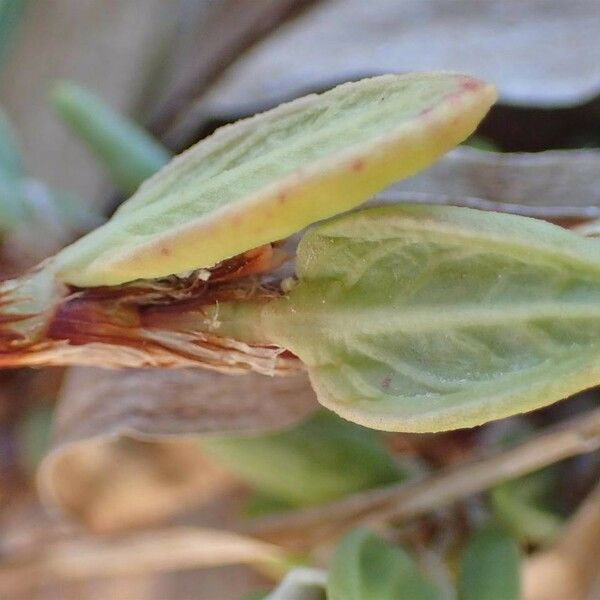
38, 367, 318, 531
490, 479, 563, 546
386, 147, 600, 221
199, 410, 405, 507
486, 421, 564, 546
327, 528, 442, 600
260, 204, 600, 431
52, 72, 495, 286
457, 526, 521, 600
51, 81, 172, 195
199, 0, 600, 114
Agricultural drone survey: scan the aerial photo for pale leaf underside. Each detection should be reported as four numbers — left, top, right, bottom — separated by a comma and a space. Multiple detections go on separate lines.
261, 205, 600, 431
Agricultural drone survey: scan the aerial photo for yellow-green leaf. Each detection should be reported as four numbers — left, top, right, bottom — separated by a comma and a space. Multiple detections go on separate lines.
53, 72, 495, 287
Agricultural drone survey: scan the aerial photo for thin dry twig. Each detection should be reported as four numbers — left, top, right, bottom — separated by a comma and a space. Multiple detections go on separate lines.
0, 527, 285, 593
244, 408, 600, 549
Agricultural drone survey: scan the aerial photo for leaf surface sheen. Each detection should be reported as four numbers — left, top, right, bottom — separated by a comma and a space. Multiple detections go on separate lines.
53, 73, 495, 286
265, 204, 600, 431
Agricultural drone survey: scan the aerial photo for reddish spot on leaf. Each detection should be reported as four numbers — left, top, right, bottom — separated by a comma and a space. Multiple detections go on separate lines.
382, 376, 391, 390
351, 159, 365, 172
160, 247, 172, 256
461, 77, 481, 92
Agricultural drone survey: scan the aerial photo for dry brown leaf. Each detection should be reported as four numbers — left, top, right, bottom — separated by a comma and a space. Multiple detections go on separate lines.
148, 0, 317, 138
0, 485, 270, 599
381, 147, 600, 222
181, 0, 600, 131
524, 484, 600, 600
53, 368, 317, 442
38, 368, 318, 532
39, 437, 236, 534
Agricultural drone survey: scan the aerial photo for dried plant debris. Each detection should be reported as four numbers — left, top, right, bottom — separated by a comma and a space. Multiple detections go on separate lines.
523, 484, 600, 600
383, 147, 600, 222
38, 368, 318, 530
53, 367, 317, 442
0, 525, 285, 589
38, 436, 236, 533
196, 0, 600, 121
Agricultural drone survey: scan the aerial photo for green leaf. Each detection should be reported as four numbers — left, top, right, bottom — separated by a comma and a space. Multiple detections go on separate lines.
259, 204, 600, 431
490, 478, 563, 546
52, 72, 496, 286
51, 81, 171, 195
486, 420, 563, 545
457, 526, 521, 600
327, 529, 443, 600
199, 411, 404, 507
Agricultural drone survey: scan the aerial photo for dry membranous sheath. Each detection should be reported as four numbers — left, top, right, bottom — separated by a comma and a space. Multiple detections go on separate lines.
10, 70, 595, 433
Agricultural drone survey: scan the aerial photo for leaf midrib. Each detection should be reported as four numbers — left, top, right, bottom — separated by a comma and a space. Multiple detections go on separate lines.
281, 300, 600, 335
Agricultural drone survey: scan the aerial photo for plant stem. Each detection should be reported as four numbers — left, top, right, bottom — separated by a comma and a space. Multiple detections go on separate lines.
0, 267, 291, 374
